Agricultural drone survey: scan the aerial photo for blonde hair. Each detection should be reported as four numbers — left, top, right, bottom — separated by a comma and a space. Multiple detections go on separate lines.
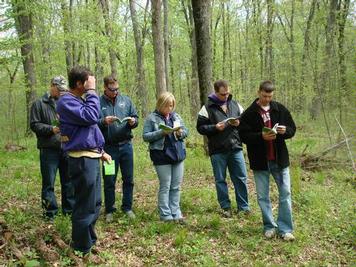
156, 92, 176, 112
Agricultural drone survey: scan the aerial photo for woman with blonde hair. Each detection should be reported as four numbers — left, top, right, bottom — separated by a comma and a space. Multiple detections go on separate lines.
143, 92, 188, 222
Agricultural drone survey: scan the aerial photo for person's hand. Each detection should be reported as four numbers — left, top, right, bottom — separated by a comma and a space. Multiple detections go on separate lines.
228, 119, 240, 127
128, 117, 136, 126
104, 116, 117, 125
175, 128, 183, 137
162, 129, 172, 135
276, 125, 286, 135
262, 131, 276, 141
101, 152, 112, 163
52, 126, 60, 134
216, 121, 226, 131
84, 75, 96, 92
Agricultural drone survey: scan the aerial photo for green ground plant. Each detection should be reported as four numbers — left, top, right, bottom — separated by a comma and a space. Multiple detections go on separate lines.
0, 118, 355, 266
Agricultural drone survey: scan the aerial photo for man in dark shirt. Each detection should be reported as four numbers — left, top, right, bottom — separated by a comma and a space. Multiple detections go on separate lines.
197, 80, 249, 218
30, 76, 74, 221
239, 80, 296, 241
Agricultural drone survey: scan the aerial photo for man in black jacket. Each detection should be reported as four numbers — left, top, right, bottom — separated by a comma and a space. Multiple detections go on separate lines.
239, 80, 296, 241
197, 80, 249, 218
30, 76, 74, 221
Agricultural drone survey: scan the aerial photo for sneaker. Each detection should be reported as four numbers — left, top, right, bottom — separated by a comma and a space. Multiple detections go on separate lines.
105, 213, 113, 223
174, 217, 187, 225
124, 210, 136, 219
264, 228, 276, 239
281, 233, 295, 241
221, 208, 232, 218
238, 209, 251, 216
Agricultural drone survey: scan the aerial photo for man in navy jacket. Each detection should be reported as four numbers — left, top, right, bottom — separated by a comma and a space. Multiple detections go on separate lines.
239, 80, 296, 241
98, 75, 138, 222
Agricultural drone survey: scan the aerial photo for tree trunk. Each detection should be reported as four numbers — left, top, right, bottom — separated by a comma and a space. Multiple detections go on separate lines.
151, 0, 167, 98
300, 0, 317, 111
212, 4, 221, 79
277, 0, 296, 108
12, 0, 37, 136
265, 0, 274, 80
191, 0, 213, 107
95, 46, 104, 93
100, 0, 118, 78
337, 0, 351, 123
129, 0, 149, 117
163, 0, 170, 91
181, 0, 200, 120
61, 0, 73, 76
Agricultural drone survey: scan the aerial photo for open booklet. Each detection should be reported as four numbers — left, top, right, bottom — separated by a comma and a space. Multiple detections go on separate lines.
221, 117, 240, 124
262, 123, 279, 134
159, 123, 182, 132
112, 117, 131, 124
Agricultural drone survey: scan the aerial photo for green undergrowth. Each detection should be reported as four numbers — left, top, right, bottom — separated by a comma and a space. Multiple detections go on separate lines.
0, 127, 355, 266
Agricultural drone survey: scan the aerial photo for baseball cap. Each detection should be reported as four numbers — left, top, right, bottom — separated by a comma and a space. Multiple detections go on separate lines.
51, 76, 68, 92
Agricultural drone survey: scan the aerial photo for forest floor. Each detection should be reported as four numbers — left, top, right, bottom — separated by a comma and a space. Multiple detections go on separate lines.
0, 122, 355, 266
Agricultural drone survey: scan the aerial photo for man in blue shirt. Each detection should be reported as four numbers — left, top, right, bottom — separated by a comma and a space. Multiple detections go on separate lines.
98, 75, 138, 222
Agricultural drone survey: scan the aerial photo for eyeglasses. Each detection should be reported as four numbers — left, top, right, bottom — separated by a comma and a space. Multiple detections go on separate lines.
107, 87, 119, 92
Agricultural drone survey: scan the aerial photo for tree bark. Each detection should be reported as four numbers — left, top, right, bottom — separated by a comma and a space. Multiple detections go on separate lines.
265, 0, 274, 80
163, 0, 170, 91
300, 0, 317, 111
337, 0, 351, 123
11, 0, 37, 136
129, 0, 149, 117
181, 0, 200, 120
61, 0, 73, 76
100, 0, 118, 78
191, 0, 213, 107
151, 0, 167, 98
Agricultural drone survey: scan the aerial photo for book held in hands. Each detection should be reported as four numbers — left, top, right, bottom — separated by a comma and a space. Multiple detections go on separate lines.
113, 117, 131, 124
262, 123, 279, 134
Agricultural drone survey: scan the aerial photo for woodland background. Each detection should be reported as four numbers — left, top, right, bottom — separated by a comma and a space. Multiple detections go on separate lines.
0, 0, 356, 265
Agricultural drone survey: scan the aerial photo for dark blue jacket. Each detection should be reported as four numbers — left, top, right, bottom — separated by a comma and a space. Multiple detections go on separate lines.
98, 94, 138, 145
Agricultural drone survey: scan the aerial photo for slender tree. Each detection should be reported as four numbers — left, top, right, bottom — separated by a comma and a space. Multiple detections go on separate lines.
181, 0, 200, 119
129, 0, 149, 117
191, 0, 213, 106
265, 0, 274, 80
151, 0, 167, 97
100, 0, 118, 78
11, 0, 37, 135
163, 0, 170, 91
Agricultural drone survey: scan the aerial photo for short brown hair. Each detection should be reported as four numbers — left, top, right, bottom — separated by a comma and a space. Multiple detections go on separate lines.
259, 80, 275, 92
156, 92, 176, 112
213, 79, 229, 92
103, 75, 117, 87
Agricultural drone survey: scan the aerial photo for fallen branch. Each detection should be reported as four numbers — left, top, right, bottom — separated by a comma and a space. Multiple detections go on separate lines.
300, 136, 353, 171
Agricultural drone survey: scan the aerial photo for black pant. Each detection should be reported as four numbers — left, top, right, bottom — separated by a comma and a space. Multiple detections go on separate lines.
68, 156, 101, 253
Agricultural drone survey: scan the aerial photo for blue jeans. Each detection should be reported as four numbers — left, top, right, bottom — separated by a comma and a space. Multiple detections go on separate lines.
253, 161, 293, 234
68, 156, 101, 254
154, 162, 184, 221
103, 143, 134, 213
40, 148, 74, 218
210, 149, 249, 211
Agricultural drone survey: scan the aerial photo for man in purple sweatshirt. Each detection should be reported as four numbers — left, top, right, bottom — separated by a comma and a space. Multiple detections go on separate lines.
56, 66, 111, 255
